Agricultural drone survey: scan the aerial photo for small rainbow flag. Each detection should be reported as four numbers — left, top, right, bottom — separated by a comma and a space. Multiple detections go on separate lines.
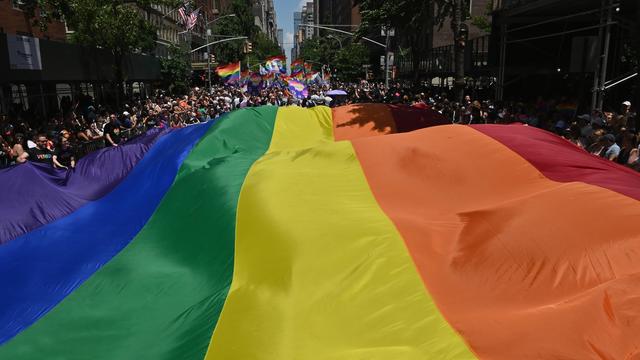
291, 59, 304, 77
240, 70, 250, 83
287, 79, 308, 99
215, 62, 240, 84
266, 55, 286, 74
249, 72, 262, 86
305, 71, 319, 84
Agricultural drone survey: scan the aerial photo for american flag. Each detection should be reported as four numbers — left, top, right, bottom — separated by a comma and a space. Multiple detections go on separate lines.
177, 3, 199, 32
185, 8, 200, 31
178, 7, 187, 25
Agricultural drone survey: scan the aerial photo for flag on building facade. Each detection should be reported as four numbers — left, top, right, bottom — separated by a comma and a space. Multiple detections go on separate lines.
185, 8, 200, 31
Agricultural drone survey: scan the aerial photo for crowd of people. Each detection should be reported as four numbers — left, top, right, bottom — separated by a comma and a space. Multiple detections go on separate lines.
1, 80, 638, 171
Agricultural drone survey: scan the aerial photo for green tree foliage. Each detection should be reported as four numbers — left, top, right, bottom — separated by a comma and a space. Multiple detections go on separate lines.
298, 38, 337, 68
21, 0, 178, 104
355, 0, 435, 81
209, 0, 282, 66
355, 0, 470, 100
160, 45, 191, 95
298, 38, 368, 82
470, 0, 493, 34
333, 44, 369, 82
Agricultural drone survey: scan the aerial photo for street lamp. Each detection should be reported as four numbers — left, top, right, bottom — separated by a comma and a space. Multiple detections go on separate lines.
206, 13, 236, 27
204, 13, 237, 92
297, 24, 389, 87
326, 35, 343, 49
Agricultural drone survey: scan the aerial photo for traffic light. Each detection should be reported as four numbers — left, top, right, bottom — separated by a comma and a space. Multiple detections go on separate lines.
210, 54, 216, 64
244, 41, 253, 53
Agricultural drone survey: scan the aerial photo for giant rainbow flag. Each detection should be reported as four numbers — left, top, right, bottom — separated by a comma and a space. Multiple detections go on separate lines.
2, 104, 640, 359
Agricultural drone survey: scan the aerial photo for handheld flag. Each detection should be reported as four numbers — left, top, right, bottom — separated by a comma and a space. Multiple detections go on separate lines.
241, 70, 250, 84
287, 79, 308, 99
216, 62, 241, 84
291, 59, 304, 77
266, 56, 286, 74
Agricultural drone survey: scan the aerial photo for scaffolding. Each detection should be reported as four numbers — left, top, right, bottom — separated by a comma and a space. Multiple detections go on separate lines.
494, 0, 632, 109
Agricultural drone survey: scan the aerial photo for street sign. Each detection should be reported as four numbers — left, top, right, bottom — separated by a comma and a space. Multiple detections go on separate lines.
381, 27, 395, 37
381, 53, 395, 66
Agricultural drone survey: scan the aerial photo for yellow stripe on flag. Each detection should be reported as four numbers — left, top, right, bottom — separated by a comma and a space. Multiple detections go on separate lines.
205, 106, 475, 359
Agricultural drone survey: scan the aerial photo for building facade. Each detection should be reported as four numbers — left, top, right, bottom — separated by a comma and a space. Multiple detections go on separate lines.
317, 0, 360, 30
0, 2, 163, 120
145, 4, 184, 59
491, 0, 637, 108
292, 2, 318, 61
253, 0, 278, 42
292, 11, 303, 60
0, 0, 67, 42
277, 28, 284, 51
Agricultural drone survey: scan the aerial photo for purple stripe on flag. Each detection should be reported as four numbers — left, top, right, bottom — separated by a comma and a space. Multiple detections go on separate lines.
0, 127, 171, 245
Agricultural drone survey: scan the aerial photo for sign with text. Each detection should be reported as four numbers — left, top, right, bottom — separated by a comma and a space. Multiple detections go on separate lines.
7, 35, 43, 70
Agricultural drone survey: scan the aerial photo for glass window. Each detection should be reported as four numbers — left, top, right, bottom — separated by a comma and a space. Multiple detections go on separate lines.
12, 0, 26, 10
10, 84, 29, 110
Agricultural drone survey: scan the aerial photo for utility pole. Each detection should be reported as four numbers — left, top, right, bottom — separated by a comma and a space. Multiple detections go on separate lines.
452, 0, 467, 104
596, 0, 614, 110
205, 11, 212, 92
636, 0, 640, 116
384, 26, 390, 89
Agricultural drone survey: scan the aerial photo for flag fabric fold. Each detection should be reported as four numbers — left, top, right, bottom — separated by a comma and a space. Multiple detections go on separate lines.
2, 104, 640, 360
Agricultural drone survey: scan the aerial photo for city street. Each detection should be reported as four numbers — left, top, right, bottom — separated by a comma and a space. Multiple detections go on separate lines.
1, 1, 640, 359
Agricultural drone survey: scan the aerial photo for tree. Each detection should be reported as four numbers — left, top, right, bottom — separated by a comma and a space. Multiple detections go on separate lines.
471, 0, 493, 34
355, 0, 433, 83
160, 45, 191, 95
21, 0, 178, 105
333, 44, 369, 82
298, 38, 338, 69
356, 0, 470, 102
209, 0, 282, 67
445, 0, 469, 103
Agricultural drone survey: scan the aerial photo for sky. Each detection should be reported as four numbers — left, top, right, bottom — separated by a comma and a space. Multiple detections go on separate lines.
274, 0, 306, 66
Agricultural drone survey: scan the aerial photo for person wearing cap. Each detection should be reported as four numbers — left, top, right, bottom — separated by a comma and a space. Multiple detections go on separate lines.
121, 111, 133, 129
613, 101, 633, 132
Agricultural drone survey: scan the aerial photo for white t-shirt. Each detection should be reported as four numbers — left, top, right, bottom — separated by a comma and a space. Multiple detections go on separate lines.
606, 143, 621, 159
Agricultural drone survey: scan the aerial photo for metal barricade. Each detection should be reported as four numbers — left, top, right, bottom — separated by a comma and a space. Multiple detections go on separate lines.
77, 139, 106, 158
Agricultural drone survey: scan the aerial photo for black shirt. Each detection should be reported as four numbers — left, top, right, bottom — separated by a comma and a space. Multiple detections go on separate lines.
28, 147, 54, 164
55, 145, 76, 167
103, 122, 122, 146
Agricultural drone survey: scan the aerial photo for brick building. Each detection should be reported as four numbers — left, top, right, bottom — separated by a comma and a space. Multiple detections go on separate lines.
0, 0, 67, 42
0, 1, 162, 120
